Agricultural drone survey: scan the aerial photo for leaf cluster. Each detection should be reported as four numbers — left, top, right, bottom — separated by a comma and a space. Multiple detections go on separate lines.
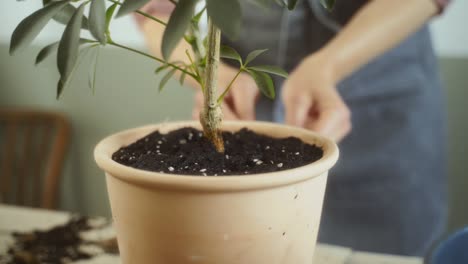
10, 0, 336, 100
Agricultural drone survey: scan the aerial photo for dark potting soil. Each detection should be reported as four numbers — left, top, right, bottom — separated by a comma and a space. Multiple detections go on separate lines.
112, 127, 323, 176
1, 217, 118, 264
2, 217, 92, 264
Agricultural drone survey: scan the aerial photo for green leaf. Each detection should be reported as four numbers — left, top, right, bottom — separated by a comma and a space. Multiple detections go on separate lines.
161, 0, 197, 59
179, 69, 187, 85
88, 47, 100, 94
274, 0, 287, 7
155, 63, 170, 74
247, 0, 272, 9
35, 38, 94, 66
159, 68, 177, 92
55, 4, 90, 29
56, 3, 86, 99
56, 43, 96, 96
192, 7, 205, 24
10, 1, 69, 55
42, 0, 89, 29
247, 69, 275, 99
89, 0, 107, 44
247, 65, 288, 78
320, 0, 336, 11
206, 0, 241, 39
220, 45, 242, 65
287, 0, 299, 10
116, 0, 152, 17
244, 49, 268, 66
105, 3, 118, 31
35, 41, 59, 65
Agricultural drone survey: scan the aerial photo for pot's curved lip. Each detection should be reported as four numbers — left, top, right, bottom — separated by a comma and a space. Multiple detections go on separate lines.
94, 120, 339, 192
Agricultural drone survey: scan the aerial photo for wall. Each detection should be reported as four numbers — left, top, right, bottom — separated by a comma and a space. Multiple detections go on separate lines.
439, 58, 468, 233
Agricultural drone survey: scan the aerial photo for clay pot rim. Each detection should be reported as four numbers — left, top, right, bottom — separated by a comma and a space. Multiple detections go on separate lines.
94, 120, 339, 192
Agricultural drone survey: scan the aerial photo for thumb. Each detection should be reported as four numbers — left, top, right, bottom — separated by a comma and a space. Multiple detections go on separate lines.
231, 87, 257, 120
283, 89, 312, 127
307, 91, 351, 141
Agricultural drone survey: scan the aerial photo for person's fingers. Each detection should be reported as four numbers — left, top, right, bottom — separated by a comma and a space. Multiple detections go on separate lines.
221, 102, 239, 120
282, 83, 312, 127
307, 92, 351, 142
230, 83, 257, 120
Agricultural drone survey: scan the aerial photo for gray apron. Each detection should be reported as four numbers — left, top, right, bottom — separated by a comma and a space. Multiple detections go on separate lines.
223, 0, 448, 256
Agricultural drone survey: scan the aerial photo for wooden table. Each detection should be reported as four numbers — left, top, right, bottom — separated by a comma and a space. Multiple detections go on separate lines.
0, 205, 422, 264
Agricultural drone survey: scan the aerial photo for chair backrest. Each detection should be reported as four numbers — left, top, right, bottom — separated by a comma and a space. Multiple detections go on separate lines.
0, 109, 70, 209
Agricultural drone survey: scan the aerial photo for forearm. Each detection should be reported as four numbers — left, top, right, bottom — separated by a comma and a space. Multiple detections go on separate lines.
318, 0, 440, 83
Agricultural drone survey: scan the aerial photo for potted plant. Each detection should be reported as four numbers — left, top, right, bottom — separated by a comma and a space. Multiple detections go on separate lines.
10, 0, 339, 263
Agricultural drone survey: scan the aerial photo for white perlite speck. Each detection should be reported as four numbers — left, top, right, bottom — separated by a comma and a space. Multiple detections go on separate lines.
295, 152, 300, 155
168, 167, 174, 172
281, 149, 285, 153
222, 169, 226, 173
265, 146, 270, 150
277, 163, 283, 168
256, 160, 263, 165
225, 155, 229, 160
157, 140, 162, 144
200, 169, 207, 172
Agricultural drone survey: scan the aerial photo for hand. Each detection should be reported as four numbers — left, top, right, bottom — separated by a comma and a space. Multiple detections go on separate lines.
282, 53, 351, 142
192, 64, 259, 121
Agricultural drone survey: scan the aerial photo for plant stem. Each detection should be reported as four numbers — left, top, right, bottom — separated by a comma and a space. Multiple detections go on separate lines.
108, 41, 196, 78
107, 0, 167, 26
217, 68, 243, 104
200, 18, 224, 153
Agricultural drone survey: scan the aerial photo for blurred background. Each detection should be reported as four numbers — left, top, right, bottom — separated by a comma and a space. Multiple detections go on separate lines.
0, 1, 466, 233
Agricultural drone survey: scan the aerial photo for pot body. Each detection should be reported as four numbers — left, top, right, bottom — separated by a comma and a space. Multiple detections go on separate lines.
95, 121, 338, 264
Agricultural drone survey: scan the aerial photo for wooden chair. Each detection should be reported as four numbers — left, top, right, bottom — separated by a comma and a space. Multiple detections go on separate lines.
0, 109, 71, 209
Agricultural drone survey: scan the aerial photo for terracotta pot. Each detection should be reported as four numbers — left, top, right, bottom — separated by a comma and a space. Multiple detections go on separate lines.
94, 121, 339, 264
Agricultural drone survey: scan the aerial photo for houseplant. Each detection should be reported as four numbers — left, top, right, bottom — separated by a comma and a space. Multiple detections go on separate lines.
10, 0, 339, 263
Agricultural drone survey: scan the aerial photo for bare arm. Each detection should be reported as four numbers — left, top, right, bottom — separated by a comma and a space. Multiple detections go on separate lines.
321, 0, 440, 83
283, 0, 443, 141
